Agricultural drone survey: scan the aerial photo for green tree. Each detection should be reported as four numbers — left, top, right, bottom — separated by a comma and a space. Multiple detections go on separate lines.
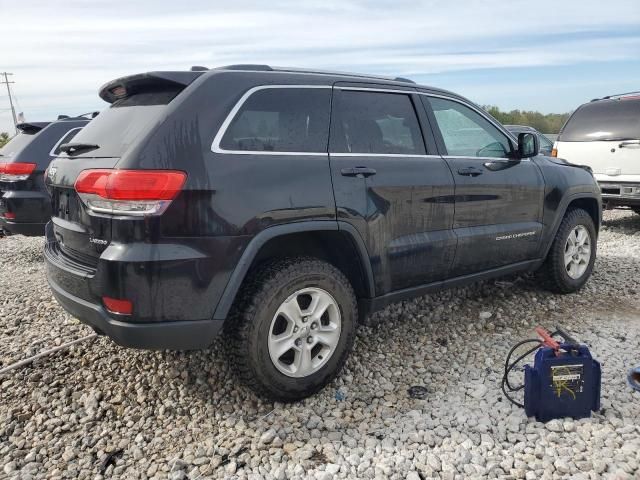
483, 106, 571, 134
0, 132, 9, 148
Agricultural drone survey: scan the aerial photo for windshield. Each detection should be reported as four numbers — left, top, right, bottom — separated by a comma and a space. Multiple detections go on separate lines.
0, 132, 38, 159
560, 99, 640, 142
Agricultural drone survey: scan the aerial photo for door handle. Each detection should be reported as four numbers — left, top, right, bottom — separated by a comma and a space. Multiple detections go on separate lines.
619, 140, 640, 148
341, 167, 377, 178
457, 167, 484, 177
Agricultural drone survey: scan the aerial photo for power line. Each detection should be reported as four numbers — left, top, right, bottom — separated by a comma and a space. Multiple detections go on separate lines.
1, 72, 18, 135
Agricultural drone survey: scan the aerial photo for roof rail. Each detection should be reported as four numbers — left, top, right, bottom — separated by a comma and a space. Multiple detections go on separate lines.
598, 91, 640, 100
216, 64, 273, 72
216, 64, 415, 84
271, 66, 416, 84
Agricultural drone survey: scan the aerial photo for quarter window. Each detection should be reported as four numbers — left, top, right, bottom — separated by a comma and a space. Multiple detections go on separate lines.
429, 97, 512, 158
51, 127, 83, 156
332, 91, 426, 155
219, 88, 331, 153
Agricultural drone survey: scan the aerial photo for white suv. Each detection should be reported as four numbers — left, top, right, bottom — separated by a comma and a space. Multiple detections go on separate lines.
553, 93, 640, 213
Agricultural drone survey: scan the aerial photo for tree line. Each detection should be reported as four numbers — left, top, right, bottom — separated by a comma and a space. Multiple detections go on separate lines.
483, 106, 571, 134
0, 132, 9, 148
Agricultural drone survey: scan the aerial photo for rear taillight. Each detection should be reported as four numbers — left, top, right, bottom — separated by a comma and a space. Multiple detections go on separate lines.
0, 162, 36, 181
75, 169, 186, 216
551, 142, 558, 157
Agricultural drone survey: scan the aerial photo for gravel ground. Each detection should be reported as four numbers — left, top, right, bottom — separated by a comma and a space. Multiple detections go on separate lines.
1, 210, 639, 480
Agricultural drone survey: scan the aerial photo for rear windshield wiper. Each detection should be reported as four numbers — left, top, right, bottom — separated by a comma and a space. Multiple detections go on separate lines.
59, 142, 100, 154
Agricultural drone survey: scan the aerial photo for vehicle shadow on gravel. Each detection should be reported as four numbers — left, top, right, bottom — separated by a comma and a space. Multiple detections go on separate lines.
602, 210, 640, 232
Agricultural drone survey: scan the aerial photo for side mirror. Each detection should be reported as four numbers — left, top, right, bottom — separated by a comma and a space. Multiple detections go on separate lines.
517, 132, 539, 158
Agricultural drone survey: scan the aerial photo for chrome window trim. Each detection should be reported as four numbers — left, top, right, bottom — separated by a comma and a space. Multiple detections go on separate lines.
211, 85, 332, 155
336, 86, 417, 95
48, 127, 83, 157
330, 153, 440, 159
442, 155, 530, 162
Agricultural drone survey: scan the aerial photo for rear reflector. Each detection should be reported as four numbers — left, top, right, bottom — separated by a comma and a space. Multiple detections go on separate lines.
551, 142, 558, 158
75, 169, 186, 216
102, 296, 133, 315
0, 162, 36, 181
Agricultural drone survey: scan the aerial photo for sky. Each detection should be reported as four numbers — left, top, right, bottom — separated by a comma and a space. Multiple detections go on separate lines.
1, 0, 639, 133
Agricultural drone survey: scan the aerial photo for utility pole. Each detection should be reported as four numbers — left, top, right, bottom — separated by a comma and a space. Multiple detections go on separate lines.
1, 72, 18, 135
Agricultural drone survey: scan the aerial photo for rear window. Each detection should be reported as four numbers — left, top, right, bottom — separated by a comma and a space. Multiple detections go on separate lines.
219, 88, 331, 153
560, 99, 640, 142
0, 132, 38, 159
63, 90, 179, 158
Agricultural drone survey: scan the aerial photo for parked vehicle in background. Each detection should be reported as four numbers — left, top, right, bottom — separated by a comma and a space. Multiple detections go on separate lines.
0, 115, 95, 236
553, 92, 640, 213
44, 65, 601, 401
505, 125, 554, 156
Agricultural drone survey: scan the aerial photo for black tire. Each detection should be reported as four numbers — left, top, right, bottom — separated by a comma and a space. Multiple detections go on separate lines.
538, 208, 596, 294
225, 257, 357, 401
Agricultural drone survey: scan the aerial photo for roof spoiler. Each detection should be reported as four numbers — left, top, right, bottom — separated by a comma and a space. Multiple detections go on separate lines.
98, 71, 205, 104
57, 112, 99, 121
16, 122, 50, 134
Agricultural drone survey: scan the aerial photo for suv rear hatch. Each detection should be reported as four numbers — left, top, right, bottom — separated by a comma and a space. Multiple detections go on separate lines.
556, 97, 640, 177
46, 72, 201, 265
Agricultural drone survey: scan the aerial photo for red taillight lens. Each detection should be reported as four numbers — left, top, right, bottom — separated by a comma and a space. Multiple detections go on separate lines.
102, 296, 133, 315
75, 170, 111, 197
0, 162, 37, 181
2, 212, 16, 219
75, 169, 186, 216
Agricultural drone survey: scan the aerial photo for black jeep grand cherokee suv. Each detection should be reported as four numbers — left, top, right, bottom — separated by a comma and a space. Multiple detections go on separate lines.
44, 65, 601, 400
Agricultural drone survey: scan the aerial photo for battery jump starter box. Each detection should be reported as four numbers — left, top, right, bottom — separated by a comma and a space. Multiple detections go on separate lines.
524, 343, 601, 422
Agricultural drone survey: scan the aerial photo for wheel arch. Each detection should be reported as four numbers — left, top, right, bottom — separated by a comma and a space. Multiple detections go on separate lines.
543, 193, 601, 258
213, 221, 375, 321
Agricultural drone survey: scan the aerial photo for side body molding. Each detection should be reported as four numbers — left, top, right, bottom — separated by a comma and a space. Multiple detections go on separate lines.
212, 221, 375, 320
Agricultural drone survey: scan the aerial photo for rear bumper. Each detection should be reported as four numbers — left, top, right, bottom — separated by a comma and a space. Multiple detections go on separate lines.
0, 218, 46, 236
47, 273, 223, 349
598, 182, 640, 207
43, 223, 234, 350
0, 189, 50, 236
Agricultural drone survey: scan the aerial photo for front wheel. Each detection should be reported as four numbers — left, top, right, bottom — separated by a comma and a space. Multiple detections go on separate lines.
538, 208, 597, 293
225, 257, 357, 401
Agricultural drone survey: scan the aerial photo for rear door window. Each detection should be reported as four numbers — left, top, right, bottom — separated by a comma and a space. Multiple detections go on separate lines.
219, 87, 331, 153
331, 90, 426, 155
560, 99, 640, 142
428, 97, 512, 158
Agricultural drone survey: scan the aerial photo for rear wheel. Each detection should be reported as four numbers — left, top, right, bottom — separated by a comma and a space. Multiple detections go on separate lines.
538, 208, 596, 293
225, 257, 356, 401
